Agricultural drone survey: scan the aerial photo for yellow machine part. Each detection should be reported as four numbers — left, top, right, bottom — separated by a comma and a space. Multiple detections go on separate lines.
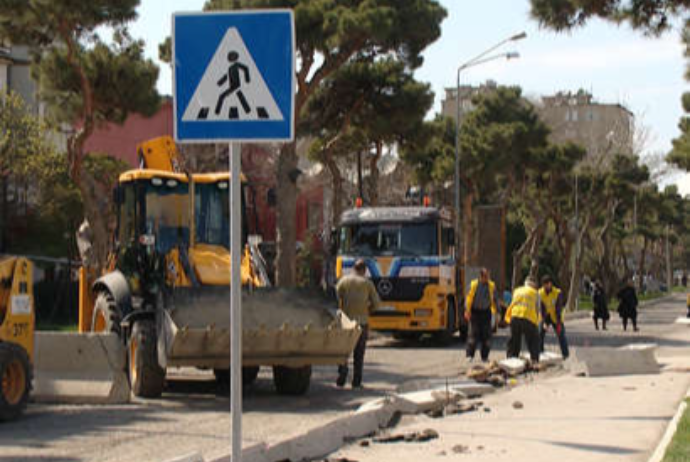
185, 244, 261, 287
137, 136, 184, 172
0, 257, 35, 361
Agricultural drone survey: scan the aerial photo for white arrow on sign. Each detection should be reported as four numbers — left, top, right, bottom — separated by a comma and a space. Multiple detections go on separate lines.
182, 27, 284, 122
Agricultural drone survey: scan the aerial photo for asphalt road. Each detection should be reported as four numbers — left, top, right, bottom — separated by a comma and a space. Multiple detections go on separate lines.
2, 294, 688, 462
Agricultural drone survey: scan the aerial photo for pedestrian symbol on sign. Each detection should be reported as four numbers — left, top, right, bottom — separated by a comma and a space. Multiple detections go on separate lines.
182, 27, 284, 122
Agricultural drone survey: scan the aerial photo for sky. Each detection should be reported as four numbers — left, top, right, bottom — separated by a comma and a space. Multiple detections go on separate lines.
129, 0, 690, 194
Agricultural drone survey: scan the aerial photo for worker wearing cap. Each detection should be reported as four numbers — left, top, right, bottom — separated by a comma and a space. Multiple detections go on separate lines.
539, 275, 569, 359
505, 277, 541, 362
465, 268, 500, 362
336, 259, 380, 389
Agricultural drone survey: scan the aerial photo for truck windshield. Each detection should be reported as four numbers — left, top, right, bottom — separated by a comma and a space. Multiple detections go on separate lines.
339, 222, 438, 257
143, 179, 190, 254
195, 182, 230, 248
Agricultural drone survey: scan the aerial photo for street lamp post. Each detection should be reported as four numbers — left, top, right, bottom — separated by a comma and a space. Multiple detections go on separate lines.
453, 32, 526, 290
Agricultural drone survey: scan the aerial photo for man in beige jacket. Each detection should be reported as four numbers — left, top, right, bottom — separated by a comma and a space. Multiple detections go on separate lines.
336, 259, 380, 388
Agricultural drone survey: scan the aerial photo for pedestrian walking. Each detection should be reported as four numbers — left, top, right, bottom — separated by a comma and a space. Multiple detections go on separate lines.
592, 280, 610, 330
335, 259, 380, 389
616, 279, 639, 332
464, 268, 500, 362
538, 275, 570, 359
505, 277, 541, 362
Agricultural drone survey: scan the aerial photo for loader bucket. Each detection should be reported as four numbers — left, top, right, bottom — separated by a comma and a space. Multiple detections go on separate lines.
32, 332, 129, 404
158, 287, 361, 369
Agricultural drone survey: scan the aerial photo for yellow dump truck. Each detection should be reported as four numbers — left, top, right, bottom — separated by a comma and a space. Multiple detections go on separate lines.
335, 206, 467, 343
0, 257, 34, 420
79, 137, 359, 397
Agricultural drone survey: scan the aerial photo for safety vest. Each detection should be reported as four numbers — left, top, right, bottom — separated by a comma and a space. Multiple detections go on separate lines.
466, 279, 497, 315
538, 287, 562, 324
505, 286, 540, 326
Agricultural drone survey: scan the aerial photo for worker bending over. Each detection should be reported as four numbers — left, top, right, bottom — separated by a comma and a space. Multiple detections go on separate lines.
539, 275, 569, 359
505, 277, 541, 362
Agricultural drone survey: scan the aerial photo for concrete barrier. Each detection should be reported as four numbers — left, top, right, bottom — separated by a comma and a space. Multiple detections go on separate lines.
573, 343, 660, 377
33, 332, 130, 404
675, 317, 690, 325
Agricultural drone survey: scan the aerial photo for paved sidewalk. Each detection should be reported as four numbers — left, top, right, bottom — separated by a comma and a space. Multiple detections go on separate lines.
332, 294, 690, 462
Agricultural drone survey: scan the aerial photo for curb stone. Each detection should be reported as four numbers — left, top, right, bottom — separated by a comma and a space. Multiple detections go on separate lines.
647, 388, 690, 462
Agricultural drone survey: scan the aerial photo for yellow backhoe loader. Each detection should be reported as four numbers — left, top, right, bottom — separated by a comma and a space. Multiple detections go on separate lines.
0, 257, 34, 420
77, 136, 359, 397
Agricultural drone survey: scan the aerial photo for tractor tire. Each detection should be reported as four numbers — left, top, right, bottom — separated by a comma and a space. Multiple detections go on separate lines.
272, 365, 311, 396
128, 320, 165, 398
92, 292, 122, 335
213, 367, 260, 388
433, 299, 457, 346
0, 342, 32, 421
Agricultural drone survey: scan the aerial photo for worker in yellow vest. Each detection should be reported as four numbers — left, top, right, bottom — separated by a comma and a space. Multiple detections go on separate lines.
464, 268, 500, 362
539, 275, 569, 359
505, 277, 541, 362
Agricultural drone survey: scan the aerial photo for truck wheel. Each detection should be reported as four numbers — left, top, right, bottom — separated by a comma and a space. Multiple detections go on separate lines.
92, 292, 121, 335
214, 367, 260, 388
0, 342, 31, 421
273, 365, 311, 396
128, 320, 165, 398
434, 300, 457, 346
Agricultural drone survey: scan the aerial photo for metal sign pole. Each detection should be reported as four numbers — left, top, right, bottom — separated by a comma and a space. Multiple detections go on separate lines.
230, 141, 242, 462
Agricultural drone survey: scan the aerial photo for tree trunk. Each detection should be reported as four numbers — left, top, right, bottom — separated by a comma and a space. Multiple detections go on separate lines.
325, 156, 344, 228
528, 220, 546, 280
73, 170, 113, 274
356, 150, 363, 201
368, 142, 382, 206
637, 236, 648, 290
275, 142, 299, 287
462, 192, 473, 275
512, 231, 533, 290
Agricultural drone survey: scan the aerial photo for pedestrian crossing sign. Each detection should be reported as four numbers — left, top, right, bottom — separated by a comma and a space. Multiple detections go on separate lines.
173, 10, 295, 142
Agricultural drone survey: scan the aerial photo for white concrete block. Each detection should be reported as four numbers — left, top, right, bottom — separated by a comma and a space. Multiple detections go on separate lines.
499, 358, 527, 376
33, 332, 130, 404
675, 317, 690, 325
573, 344, 660, 377
539, 351, 564, 366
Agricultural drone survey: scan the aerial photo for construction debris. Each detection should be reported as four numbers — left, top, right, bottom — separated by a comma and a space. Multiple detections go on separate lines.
498, 358, 527, 376
512, 401, 524, 410
372, 428, 439, 444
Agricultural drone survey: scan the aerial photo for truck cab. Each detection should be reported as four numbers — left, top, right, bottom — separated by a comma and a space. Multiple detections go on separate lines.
335, 206, 467, 343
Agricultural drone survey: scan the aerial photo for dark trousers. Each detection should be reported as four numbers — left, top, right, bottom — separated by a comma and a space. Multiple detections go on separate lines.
540, 320, 570, 359
466, 309, 492, 361
622, 315, 638, 331
507, 317, 540, 362
338, 324, 368, 386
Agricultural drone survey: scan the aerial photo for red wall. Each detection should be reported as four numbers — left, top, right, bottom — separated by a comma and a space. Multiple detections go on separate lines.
84, 100, 174, 167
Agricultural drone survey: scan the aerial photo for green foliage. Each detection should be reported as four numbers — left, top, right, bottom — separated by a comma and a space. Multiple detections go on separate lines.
206, 0, 446, 71
304, 57, 433, 167
530, 0, 687, 34
0, 91, 52, 177
34, 30, 160, 126
0, 0, 160, 270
